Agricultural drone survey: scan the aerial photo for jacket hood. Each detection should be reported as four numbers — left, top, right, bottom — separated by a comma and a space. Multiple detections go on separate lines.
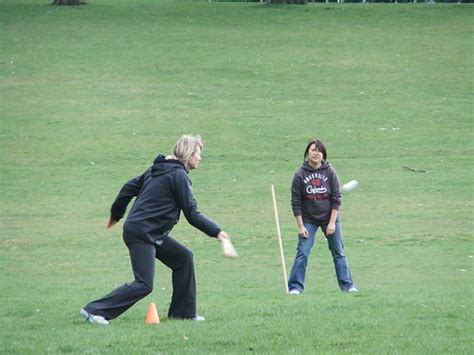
151, 154, 186, 177
301, 160, 331, 172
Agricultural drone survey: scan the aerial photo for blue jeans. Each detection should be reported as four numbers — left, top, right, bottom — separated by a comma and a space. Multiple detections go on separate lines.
288, 221, 355, 292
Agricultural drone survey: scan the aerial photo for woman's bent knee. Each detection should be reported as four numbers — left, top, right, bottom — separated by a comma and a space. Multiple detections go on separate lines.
132, 281, 153, 296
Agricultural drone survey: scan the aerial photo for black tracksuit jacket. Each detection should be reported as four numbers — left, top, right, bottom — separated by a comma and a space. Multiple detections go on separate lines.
110, 154, 221, 244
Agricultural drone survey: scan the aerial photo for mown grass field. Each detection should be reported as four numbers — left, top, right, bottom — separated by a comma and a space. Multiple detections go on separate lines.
1, 0, 473, 353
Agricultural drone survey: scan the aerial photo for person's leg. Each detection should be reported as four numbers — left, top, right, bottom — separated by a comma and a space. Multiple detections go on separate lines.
83, 241, 155, 320
323, 221, 354, 291
154, 236, 196, 319
287, 223, 318, 293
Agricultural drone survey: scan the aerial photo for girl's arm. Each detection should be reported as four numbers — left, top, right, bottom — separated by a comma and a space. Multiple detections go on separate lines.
326, 209, 339, 236
295, 215, 309, 238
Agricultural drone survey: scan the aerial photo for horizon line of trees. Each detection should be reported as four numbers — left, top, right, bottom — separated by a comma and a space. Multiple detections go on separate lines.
52, 0, 471, 5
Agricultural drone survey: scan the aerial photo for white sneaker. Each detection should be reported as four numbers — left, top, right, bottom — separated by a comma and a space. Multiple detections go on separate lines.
347, 286, 359, 293
289, 289, 301, 295
192, 315, 205, 321
80, 309, 109, 325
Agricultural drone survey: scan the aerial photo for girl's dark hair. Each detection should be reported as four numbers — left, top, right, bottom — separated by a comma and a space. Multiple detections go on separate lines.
304, 138, 327, 161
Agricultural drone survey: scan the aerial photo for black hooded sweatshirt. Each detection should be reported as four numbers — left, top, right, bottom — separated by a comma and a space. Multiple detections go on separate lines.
110, 154, 221, 244
291, 161, 342, 225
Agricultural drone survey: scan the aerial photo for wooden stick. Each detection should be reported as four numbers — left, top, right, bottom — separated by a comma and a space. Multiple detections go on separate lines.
271, 185, 289, 294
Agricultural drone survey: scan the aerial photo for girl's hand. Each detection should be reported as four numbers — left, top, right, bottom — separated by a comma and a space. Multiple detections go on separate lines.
299, 226, 309, 239
326, 222, 336, 236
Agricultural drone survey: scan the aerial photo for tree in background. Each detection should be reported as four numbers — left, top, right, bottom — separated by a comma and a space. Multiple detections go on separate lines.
52, 0, 83, 5
267, 0, 308, 3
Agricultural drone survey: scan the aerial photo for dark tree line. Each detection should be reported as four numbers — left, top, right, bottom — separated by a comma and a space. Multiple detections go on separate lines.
266, 0, 308, 3
51, 0, 470, 5
52, 0, 83, 5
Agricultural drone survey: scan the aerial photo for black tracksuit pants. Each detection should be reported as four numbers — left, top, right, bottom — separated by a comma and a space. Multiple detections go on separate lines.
83, 234, 196, 320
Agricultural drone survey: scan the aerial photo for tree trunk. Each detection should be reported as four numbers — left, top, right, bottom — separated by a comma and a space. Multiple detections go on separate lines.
266, 0, 308, 4
52, 0, 82, 5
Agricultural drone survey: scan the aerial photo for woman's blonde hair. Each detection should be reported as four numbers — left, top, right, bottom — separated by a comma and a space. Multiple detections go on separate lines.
169, 134, 203, 165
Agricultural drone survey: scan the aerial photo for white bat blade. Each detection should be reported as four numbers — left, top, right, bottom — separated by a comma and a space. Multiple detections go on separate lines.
221, 238, 238, 258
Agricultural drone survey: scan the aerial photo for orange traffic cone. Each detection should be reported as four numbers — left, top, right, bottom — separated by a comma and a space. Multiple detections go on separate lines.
145, 302, 160, 324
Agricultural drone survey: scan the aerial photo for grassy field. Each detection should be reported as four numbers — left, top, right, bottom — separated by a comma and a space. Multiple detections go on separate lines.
1, 0, 473, 353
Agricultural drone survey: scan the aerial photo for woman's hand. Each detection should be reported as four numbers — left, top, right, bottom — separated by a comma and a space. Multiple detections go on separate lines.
217, 231, 230, 242
217, 231, 238, 258
107, 217, 118, 228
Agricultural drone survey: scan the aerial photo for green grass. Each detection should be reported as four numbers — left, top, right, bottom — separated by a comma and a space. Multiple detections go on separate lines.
1, 0, 473, 353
